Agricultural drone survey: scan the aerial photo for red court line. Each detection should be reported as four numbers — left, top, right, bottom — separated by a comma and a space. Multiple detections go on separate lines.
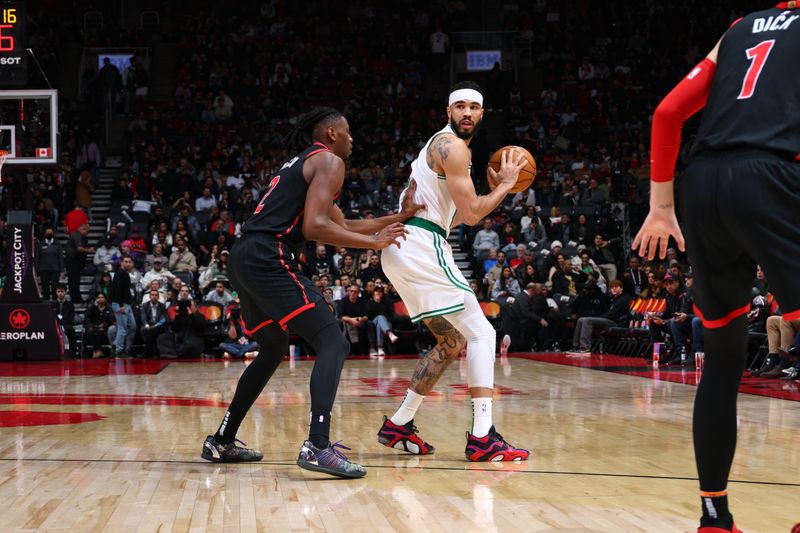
0, 410, 105, 427
0, 359, 169, 377
511, 352, 800, 402
0, 393, 228, 407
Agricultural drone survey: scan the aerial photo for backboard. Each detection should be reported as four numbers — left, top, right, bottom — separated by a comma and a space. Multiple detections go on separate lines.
0, 89, 58, 165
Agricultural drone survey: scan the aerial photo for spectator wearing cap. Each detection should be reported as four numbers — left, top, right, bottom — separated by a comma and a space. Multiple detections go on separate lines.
473, 218, 500, 259
144, 243, 169, 271
140, 256, 176, 292
669, 269, 704, 360
205, 280, 234, 307
93, 234, 121, 270
570, 279, 631, 353
647, 272, 687, 364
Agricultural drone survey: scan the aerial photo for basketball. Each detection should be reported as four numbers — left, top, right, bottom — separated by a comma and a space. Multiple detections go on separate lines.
487, 145, 537, 193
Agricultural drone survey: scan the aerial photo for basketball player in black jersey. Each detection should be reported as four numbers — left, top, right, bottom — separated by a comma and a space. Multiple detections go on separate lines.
635, 3, 800, 531
201, 107, 423, 479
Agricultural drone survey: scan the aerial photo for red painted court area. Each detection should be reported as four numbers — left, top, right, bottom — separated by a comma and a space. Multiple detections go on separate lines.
516, 352, 800, 402
0, 359, 169, 377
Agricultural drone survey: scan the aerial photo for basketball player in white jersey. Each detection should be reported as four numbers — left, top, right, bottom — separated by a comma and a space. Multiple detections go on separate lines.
377, 81, 530, 461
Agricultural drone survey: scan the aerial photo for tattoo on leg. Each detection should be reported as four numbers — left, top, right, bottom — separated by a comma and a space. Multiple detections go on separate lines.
411, 317, 466, 395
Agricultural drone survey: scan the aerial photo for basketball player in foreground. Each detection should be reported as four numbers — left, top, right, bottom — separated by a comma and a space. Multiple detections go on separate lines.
634, 3, 800, 530
201, 107, 423, 478
377, 82, 530, 461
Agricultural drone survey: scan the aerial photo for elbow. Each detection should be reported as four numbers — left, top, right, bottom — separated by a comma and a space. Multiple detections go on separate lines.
302, 220, 324, 242
462, 213, 481, 226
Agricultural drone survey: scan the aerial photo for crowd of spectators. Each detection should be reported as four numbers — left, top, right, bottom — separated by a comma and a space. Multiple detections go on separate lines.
1, 1, 795, 371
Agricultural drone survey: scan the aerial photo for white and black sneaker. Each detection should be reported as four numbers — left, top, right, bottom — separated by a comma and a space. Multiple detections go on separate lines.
201, 435, 264, 463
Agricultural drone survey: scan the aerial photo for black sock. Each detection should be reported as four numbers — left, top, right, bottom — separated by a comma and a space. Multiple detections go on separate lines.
309, 411, 331, 448
699, 495, 733, 528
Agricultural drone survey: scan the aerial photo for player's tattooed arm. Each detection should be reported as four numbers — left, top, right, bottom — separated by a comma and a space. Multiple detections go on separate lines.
410, 317, 466, 395
427, 135, 454, 169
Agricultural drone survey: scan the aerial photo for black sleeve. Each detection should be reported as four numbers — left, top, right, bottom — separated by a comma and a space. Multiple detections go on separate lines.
63, 303, 75, 326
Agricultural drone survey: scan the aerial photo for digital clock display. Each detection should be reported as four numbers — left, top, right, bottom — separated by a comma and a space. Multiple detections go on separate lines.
0, 2, 27, 85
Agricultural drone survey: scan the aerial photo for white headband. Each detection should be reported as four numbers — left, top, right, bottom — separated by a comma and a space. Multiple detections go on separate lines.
448, 88, 483, 107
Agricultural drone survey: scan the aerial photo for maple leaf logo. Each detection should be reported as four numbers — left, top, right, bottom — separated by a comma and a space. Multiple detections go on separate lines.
9, 309, 30, 329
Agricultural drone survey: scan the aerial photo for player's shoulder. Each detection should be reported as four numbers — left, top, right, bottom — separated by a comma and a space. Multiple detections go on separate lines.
428, 132, 469, 157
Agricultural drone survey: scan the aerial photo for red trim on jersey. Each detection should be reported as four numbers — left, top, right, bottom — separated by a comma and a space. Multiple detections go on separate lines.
650, 58, 717, 182
243, 318, 274, 336
783, 309, 800, 321
693, 303, 751, 329
277, 210, 304, 238
775, 2, 799, 9
729, 17, 743, 28
279, 302, 316, 327
305, 142, 333, 159
278, 240, 309, 306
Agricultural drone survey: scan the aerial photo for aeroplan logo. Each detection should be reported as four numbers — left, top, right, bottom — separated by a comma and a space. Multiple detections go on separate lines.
9, 308, 30, 329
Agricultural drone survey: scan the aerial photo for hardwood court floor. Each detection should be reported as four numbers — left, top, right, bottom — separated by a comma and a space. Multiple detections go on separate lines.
0, 354, 798, 532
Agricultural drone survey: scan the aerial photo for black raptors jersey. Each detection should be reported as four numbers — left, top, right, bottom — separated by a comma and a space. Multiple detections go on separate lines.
241, 142, 334, 249
691, 3, 800, 159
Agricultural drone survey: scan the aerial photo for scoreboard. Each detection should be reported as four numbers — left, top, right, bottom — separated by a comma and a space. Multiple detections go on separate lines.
0, 2, 26, 85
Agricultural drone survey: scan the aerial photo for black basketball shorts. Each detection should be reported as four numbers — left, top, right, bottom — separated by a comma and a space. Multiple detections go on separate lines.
680, 150, 800, 328
227, 234, 334, 336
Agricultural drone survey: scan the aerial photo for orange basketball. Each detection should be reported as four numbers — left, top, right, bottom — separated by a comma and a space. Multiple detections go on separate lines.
488, 145, 537, 193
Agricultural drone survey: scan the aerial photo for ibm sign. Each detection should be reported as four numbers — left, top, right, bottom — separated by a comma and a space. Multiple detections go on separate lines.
466, 50, 502, 71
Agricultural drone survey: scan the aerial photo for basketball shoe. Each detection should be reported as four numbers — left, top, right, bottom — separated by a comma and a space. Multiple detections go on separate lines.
201, 435, 263, 463
500, 334, 511, 356
465, 426, 529, 462
698, 525, 741, 533
377, 416, 435, 455
296, 440, 367, 479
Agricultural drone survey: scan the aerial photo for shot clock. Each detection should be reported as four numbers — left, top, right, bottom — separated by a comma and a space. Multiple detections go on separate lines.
0, 2, 27, 85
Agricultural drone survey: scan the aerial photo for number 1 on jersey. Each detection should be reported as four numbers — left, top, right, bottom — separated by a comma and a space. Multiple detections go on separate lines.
254, 176, 281, 214
737, 39, 774, 100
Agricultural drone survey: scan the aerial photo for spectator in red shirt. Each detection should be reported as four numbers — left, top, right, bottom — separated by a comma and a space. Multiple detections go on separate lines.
64, 206, 89, 236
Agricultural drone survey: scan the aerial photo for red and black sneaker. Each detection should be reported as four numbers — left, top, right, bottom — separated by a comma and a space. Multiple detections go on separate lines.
465, 426, 529, 462
698, 525, 741, 533
377, 416, 435, 455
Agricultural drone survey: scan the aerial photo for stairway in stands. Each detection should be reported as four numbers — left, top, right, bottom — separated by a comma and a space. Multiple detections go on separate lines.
448, 231, 474, 285
64, 167, 119, 334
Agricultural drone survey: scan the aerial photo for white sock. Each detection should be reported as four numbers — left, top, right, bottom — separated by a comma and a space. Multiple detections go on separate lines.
471, 397, 493, 438
390, 389, 425, 426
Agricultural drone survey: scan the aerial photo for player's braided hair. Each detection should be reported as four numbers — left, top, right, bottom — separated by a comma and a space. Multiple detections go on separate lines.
285, 107, 343, 152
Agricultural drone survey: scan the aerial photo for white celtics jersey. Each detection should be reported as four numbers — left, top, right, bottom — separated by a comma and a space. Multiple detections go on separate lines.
402, 124, 463, 236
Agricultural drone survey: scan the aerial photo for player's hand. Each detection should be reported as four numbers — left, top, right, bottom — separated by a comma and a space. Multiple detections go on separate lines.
540, 319, 549, 327
373, 222, 408, 249
487, 149, 526, 191
399, 179, 425, 219
632, 208, 686, 261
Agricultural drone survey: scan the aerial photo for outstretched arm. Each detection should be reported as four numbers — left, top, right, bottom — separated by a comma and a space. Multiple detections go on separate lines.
303, 153, 407, 250
333, 180, 425, 235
